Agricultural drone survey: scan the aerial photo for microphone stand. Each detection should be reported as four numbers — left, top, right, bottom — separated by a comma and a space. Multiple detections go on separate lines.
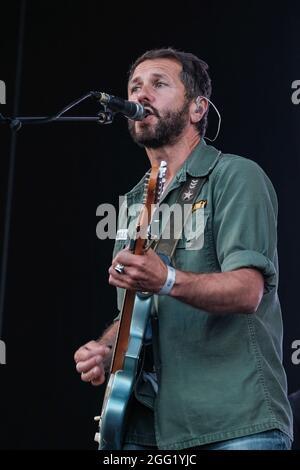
0, 91, 115, 131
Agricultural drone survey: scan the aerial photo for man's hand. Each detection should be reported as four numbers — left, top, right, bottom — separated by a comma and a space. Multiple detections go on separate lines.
74, 341, 112, 386
109, 248, 168, 292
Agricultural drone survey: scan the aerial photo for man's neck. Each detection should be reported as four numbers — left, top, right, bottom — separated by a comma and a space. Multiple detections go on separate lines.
145, 129, 201, 183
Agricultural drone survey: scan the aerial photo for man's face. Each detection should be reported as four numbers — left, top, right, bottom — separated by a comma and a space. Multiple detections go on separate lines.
127, 58, 191, 148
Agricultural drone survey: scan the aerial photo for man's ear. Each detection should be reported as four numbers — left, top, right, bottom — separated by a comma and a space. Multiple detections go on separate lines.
191, 96, 208, 123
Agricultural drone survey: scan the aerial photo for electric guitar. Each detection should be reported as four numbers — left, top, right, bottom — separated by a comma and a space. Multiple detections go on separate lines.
94, 161, 167, 450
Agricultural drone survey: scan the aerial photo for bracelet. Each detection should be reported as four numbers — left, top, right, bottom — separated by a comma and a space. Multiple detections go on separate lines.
158, 265, 176, 295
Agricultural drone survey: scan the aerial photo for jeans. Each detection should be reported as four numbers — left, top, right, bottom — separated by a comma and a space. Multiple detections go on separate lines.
123, 430, 292, 450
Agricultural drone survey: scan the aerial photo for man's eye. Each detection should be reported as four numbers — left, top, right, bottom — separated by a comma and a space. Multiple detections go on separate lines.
155, 82, 166, 88
130, 86, 140, 93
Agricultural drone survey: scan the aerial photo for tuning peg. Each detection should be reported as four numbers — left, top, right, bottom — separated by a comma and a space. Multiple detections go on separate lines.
94, 416, 100, 421
94, 432, 100, 443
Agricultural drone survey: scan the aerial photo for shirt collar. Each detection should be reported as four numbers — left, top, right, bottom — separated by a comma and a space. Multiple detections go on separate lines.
176, 138, 221, 181
126, 139, 221, 200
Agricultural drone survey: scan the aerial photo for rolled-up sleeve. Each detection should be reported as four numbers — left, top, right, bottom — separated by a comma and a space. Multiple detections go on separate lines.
213, 156, 278, 293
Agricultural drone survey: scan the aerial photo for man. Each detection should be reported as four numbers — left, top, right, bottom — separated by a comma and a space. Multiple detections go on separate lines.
74, 48, 293, 450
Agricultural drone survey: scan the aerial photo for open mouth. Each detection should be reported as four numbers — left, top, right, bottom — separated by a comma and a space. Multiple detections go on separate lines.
143, 108, 156, 119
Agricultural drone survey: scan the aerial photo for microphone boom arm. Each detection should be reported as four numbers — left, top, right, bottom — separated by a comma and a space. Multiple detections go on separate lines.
0, 91, 116, 131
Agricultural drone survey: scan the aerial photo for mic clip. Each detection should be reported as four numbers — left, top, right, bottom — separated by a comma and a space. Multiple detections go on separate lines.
97, 109, 115, 125
91, 92, 115, 124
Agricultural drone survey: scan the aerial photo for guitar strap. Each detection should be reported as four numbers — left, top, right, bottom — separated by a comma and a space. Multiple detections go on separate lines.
153, 175, 208, 260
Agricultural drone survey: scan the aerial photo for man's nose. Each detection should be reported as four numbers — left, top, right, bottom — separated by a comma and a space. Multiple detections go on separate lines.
136, 85, 153, 104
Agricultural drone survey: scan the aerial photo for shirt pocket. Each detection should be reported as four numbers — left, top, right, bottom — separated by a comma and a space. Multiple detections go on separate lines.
173, 209, 215, 272
183, 208, 209, 251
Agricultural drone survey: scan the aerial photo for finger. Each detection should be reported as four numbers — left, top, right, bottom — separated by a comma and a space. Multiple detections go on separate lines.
76, 355, 104, 374
74, 343, 110, 363
109, 265, 126, 277
108, 273, 136, 290
114, 250, 142, 268
91, 376, 105, 386
81, 365, 104, 383
109, 264, 143, 281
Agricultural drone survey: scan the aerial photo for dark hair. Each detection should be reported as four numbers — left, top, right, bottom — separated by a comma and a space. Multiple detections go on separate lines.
128, 48, 212, 136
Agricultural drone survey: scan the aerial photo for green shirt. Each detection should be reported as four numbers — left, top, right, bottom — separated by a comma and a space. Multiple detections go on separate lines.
112, 139, 293, 450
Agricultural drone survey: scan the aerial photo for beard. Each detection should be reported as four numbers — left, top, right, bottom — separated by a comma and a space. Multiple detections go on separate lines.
127, 99, 190, 149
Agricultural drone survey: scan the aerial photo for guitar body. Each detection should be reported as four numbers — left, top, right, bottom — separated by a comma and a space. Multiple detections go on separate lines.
98, 293, 153, 450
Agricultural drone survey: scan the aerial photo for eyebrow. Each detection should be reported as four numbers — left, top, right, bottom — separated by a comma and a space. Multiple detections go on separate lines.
129, 72, 170, 87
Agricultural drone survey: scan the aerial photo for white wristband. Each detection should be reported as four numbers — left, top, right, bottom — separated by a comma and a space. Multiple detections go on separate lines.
158, 265, 176, 295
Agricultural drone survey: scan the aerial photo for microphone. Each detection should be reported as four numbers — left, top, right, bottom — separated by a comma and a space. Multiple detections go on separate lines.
91, 92, 146, 121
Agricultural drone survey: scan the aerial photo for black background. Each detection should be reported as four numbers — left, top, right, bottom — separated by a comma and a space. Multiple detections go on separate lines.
0, 0, 299, 449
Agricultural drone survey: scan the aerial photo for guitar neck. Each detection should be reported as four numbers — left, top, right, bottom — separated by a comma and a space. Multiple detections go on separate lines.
110, 235, 147, 373
110, 290, 135, 373
108, 162, 166, 375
